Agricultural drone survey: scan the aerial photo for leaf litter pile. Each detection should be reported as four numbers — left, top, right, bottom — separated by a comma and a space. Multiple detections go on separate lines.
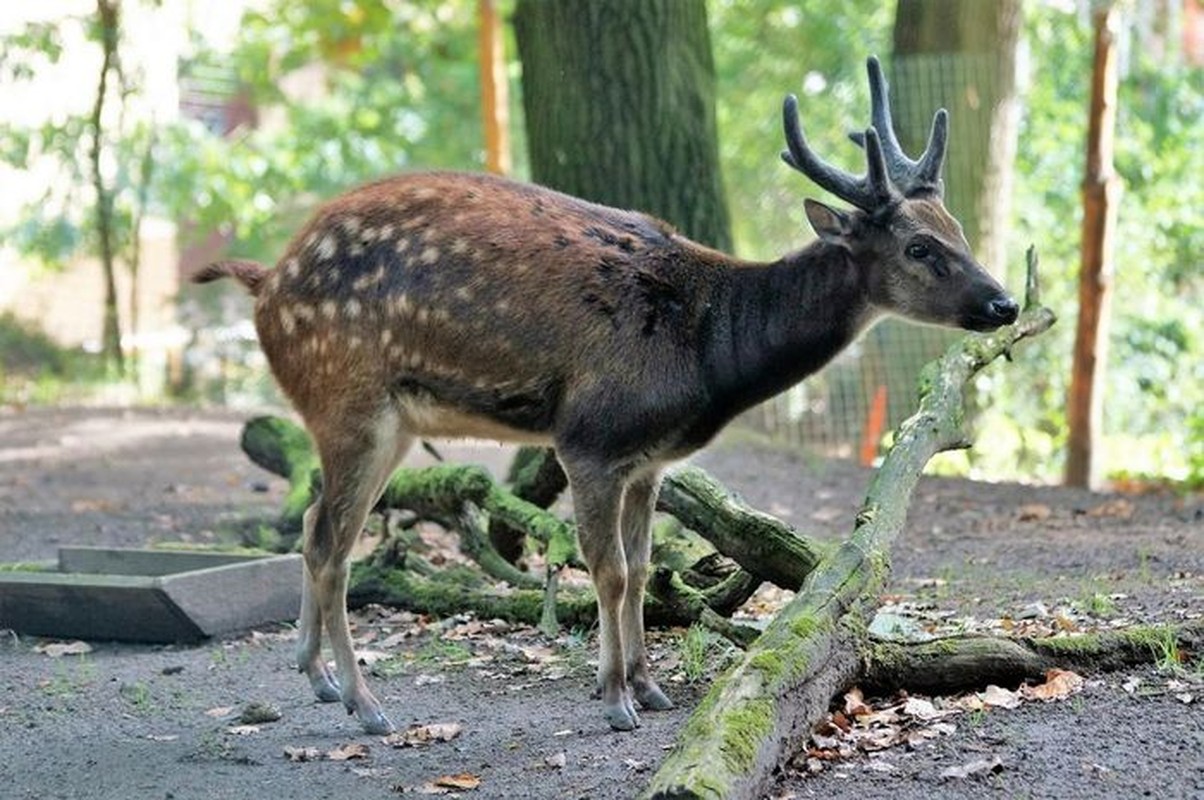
798, 670, 1086, 780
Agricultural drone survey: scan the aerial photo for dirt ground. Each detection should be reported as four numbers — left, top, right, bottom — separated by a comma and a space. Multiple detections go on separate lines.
0, 406, 1201, 800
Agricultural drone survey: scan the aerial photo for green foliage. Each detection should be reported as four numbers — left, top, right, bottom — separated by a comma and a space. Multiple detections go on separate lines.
0, 312, 105, 403
160, 0, 489, 264
1000, 5, 1203, 481
709, 1, 892, 260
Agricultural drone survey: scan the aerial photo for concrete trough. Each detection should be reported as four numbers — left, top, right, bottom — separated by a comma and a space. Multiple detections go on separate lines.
0, 547, 301, 643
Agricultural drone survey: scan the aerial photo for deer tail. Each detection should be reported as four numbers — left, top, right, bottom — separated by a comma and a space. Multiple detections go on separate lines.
191, 259, 270, 296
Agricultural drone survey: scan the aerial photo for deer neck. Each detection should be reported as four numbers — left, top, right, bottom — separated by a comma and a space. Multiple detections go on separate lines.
706, 242, 876, 418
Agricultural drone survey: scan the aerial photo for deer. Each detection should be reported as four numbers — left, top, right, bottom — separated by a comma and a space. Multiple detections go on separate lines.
193, 56, 1018, 735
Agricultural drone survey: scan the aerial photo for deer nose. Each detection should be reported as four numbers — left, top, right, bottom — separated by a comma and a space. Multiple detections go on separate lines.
987, 296, 1019, 325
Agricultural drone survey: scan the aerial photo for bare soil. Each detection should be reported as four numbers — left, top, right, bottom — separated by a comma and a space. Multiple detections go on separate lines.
0, 406, 1201, 800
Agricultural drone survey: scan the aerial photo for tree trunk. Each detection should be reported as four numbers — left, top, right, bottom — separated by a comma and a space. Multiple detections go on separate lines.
1065, 5, 1122, 489
893, 0, 1022, 275
643, 251, 1055, 800
860, 0, 1023, 442
500, 0, 734, 558
90, 0, 124, 376
513, 0, 731, 251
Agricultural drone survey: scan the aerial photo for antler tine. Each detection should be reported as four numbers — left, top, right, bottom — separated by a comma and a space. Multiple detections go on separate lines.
781, 94, 893, 212
865, 56, 909, 173
861, 55, 947, 197
915, 107, 948, 190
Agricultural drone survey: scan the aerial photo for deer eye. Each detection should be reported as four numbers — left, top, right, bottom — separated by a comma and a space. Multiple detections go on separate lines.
905, 242, 930, 260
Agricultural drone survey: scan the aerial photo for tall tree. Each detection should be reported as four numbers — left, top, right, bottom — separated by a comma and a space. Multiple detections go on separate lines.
1065, 3, 1121, 488
513, 0, 731, 250
91, 0, 125, 374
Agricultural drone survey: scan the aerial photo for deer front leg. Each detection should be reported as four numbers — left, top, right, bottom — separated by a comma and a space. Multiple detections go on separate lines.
621, 470, 674, 711
564, 458, 638, 731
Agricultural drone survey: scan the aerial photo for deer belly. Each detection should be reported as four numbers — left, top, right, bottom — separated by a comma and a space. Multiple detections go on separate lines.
390, 372, 561, 445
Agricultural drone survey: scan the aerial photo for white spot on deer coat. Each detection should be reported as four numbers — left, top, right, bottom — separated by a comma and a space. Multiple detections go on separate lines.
284, 258, 301, 278
345, 299, 362, 319
321, 300, 338, 319
316, 235, 337, 261
419, 246, 440, 266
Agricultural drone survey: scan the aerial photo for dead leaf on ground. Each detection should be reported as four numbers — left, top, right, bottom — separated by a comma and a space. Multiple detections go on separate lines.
941, 755, 1004, 780
1086, 498, 1134, 519
624, 758, 649, 772
843, 687, 871, 717
204, 705, 235, 718
225, 724, 260, 736
382, 722, 463, 748
433, 773, 481, 790
284, 746, 322, 762
544, 751, 567, 769
902, 696, 952, 721
980, 684, 1022, 710
1017, 503, 1052, 522
327, 742, 370, 761
1021, 668, 1084, 701
356, 649, 394, 666
35, 640, 93, 658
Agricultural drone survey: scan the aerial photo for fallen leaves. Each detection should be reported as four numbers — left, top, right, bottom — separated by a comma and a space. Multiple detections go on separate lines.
804, 669, 1086, 775
327, 742, 370, 761
1020, 669, 1085, 702
283, 743, 370, 762
395, 773, 482, 794
381, 722, 463, 748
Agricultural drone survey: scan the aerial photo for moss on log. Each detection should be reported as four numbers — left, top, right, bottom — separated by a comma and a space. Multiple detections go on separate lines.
658, 466, 827, 589
644, 250, 1056, 799
240, 415, 318, 531
862, 621, 1204, 695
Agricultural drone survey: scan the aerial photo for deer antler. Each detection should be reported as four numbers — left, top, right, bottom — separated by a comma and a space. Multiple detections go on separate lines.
781, 94, 896, 212
848, 56, 947, 198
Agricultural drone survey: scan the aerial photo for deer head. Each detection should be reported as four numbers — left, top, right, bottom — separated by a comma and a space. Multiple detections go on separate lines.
781, 56, 1018, 332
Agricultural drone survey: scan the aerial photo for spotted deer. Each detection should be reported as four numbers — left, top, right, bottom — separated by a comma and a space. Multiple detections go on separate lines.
194, 57, 1018, 734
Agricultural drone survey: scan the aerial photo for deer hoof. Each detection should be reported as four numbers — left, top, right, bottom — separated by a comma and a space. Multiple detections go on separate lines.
358, 708, 396, 736
604, 704, 639, 731
304, 667, 341, 703
634, 682, 674, 711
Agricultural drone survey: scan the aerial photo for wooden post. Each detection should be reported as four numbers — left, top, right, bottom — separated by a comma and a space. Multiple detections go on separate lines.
478, 0, 510, 175
1066, 5, 1122, 488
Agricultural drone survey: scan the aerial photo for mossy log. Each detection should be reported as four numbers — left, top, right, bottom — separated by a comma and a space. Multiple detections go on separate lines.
862, 621, 1204, 696
643, 248, 1057, 800
488, 445, 568, 563
434, 442, 830, 590
658, 466, 826, 589
240, 416, 769, 639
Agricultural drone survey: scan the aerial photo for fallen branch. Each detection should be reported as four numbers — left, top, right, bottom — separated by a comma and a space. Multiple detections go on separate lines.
241, 418, 774, 640
862, 621, 1204, 696
643, 247, 1057, 799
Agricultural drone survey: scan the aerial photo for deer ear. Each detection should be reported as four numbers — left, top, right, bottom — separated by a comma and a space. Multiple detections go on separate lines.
804, 199, 853, 248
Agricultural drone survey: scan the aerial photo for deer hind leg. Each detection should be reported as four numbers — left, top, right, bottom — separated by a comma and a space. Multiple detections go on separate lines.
562, 456, 638, 731
297, 501, 341, 703
300, 404, 413, 734
620, 469, 674, 711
